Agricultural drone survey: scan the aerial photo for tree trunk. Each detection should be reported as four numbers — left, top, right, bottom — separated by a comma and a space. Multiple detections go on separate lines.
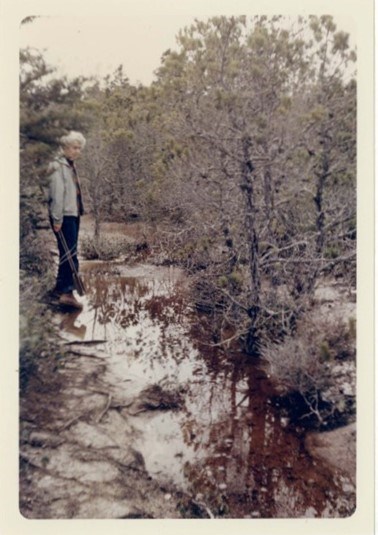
239, 135, 260, 351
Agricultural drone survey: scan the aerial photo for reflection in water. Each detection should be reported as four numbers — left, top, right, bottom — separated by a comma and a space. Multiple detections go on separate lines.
178, 358, 343, 518
57, 261, 352, 518
59, 309, 87, 339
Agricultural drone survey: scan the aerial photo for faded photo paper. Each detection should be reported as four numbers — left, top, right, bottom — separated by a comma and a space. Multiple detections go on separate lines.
1, 0, 374, 533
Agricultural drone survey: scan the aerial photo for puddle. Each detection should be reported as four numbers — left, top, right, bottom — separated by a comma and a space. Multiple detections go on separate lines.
55, 260, 355, 518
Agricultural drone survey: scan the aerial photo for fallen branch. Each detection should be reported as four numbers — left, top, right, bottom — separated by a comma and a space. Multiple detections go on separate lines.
110, 400, 134, 410
63, 339, 107, 346
67, 350, 105, 360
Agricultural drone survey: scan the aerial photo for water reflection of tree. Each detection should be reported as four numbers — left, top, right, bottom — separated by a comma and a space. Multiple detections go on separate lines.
86, 273, 150, 332
181, 355, 339, 517
83, 269, 198, 385
85, 270, 186, 329
80, 266, 346, 517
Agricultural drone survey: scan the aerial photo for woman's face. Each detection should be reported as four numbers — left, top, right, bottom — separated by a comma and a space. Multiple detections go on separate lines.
63, 142, 83, 161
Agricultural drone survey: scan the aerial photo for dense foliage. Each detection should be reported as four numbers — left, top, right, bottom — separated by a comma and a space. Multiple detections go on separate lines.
75, 16, 356, 351
20, 16, 356, 403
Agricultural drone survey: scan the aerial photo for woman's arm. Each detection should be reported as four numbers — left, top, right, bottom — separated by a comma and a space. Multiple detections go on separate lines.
48, 162, 64, 231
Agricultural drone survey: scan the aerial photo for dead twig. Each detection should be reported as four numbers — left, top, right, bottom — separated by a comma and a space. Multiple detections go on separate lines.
96, 394, 113, 424
191, 499, 214, 519
67, 350, 106, 360
85, 388, 112, 396
110, 401, 134, 410
59, 411, 89, 431
197, 329, 248, 348
63, 339, 107, 346
236, 393, 250, 408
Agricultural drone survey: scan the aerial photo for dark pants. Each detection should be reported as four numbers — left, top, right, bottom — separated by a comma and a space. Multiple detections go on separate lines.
51, 216, 80, 294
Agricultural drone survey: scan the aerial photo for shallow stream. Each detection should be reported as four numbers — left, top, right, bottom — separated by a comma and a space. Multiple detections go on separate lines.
56, 259, 352, 518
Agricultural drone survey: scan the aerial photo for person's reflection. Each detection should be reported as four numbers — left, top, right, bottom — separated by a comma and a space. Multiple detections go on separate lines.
59, 309, 86, 339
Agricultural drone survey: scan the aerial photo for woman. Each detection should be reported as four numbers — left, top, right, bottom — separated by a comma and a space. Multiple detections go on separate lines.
48, 131, 86, 309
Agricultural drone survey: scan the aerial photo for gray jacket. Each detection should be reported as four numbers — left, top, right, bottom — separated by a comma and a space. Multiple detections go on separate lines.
47, 156, 82, 224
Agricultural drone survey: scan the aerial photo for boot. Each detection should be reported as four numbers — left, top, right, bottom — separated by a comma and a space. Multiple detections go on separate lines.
59, 292, 83, 310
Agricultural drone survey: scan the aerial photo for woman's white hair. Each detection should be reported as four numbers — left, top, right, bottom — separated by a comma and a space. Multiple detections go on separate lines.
60, 131, 86, 148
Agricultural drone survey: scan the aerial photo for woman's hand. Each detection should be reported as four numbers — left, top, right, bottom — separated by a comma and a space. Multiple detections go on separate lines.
53, 223, 62, 233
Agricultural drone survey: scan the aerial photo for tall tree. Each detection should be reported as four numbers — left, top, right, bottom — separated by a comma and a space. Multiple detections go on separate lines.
20, 47, 88, 257
151, 15, 356, 350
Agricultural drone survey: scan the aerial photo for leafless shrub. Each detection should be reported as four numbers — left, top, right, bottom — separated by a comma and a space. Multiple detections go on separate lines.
261, 316, 356, 425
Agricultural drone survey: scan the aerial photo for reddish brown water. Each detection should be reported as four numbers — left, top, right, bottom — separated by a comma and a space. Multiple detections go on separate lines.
56, 260, 354, 518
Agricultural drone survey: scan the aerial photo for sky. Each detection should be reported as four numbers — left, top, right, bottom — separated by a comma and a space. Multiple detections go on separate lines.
19, 5, 357, 86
